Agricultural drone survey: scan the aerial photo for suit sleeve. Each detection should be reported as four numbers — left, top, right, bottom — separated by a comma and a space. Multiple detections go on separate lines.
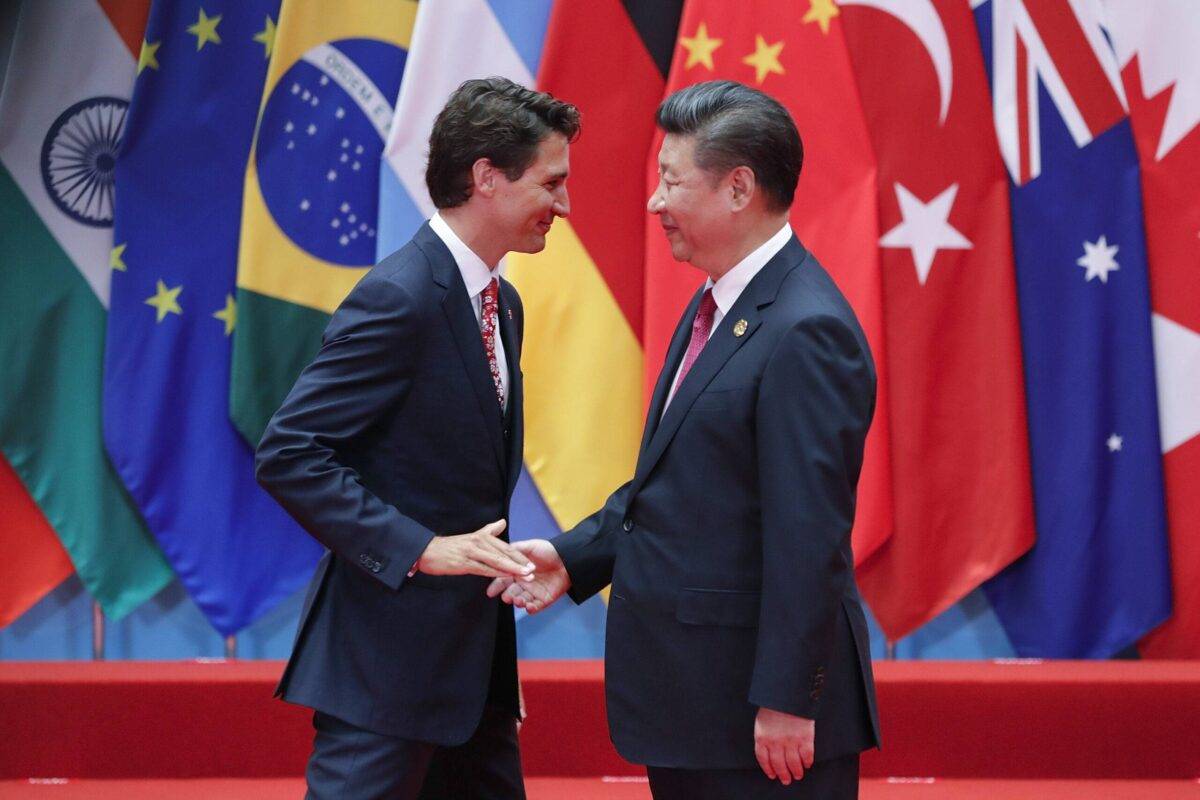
551, 479, 634, 603
748, 315, 874, 719
255, 274, 435, 591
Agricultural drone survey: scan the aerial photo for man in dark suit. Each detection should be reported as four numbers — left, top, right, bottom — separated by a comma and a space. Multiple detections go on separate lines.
255, 77, 579, 800
491, 80, 880, 798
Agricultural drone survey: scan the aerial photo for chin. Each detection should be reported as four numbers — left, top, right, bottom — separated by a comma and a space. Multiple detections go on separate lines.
516, 235, 547, 255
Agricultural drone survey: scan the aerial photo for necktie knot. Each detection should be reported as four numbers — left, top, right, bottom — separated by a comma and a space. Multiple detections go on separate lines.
482, 277, 499, 308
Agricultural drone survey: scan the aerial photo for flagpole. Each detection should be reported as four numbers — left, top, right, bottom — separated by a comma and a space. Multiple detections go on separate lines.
92, 601, 104, 661
224, 635, 237, 660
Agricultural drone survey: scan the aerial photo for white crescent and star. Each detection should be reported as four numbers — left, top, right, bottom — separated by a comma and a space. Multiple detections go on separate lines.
840, 0, 954, 124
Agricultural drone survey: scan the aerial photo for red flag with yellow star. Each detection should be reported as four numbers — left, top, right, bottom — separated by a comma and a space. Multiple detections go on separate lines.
646, 0, 894, 563
837, 0, 1035, 639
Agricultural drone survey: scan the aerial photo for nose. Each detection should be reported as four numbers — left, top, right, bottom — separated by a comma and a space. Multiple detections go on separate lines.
647, 187, 664, 215
554, 185, 570, 218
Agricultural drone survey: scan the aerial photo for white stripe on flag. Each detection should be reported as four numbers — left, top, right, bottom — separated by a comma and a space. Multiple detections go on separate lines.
382, 0, 535, 219
301, 44, 396, 140
1153, 312, 1200, 453
0, 0, 134, 308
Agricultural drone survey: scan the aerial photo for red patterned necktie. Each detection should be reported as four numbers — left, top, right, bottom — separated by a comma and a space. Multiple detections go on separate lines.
670, 288, 717, 399
480, 278, 505, 409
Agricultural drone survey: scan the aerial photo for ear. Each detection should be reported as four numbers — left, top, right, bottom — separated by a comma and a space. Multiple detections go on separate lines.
471, 158, 497, 199
728, 165, 756, 212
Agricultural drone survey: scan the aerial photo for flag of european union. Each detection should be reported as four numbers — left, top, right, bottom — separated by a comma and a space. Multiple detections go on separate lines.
974, 2, 1170, 657
104, 0, 321, 635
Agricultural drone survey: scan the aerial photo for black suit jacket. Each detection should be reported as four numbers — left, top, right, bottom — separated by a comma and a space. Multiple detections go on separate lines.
554, 236, 881, 769
255, 222, 524, 746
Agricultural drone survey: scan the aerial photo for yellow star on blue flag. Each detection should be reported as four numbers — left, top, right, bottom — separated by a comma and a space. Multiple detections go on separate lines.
188, 8, 223, 51
144, 279, 183, 322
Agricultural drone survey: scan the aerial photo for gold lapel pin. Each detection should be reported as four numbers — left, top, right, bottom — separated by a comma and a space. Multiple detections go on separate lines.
733, 319, 748, 337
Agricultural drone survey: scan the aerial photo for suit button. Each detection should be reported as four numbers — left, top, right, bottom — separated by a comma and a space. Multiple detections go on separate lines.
622, 519, 633, 532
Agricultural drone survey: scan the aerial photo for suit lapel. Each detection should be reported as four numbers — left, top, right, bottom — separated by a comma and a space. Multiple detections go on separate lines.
498, 280, 523, 500
418, 223, 507, 473
630, 236, 808, 496
640, 286, 705, 453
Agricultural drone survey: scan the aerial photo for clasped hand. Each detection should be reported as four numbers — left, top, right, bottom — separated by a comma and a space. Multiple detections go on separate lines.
416, 520, 535, 579
484, 539, 570, 613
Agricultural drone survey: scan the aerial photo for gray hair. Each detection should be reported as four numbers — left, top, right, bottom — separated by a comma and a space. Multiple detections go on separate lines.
656, 80, 802, 212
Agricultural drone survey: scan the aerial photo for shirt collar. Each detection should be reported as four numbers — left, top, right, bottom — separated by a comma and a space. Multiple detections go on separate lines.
707, 223, 793, 315
429, 212, 498, 298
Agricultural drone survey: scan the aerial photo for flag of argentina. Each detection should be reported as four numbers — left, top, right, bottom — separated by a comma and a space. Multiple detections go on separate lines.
375, 0, 552, 258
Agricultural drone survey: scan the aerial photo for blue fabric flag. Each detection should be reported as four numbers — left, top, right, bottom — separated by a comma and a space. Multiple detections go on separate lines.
104, 0, 321, 635
974, 1, 1170, 657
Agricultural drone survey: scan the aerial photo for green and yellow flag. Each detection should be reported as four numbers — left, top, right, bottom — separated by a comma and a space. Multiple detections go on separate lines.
230, 0, 416, 445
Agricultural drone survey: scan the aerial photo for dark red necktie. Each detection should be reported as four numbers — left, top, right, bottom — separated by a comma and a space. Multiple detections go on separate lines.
670, 288, 717, 399
480, 278, 505, 409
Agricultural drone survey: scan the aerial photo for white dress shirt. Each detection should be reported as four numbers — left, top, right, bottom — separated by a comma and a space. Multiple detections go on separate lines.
429, 213, 509, 410
665, 223, 793, 407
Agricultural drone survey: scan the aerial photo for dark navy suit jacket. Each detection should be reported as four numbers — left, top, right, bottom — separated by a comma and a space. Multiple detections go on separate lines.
255, 222, 524, 746
554, 236, 881, 769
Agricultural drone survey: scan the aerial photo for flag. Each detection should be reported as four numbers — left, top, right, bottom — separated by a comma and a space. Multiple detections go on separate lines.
104, 0, 322, 636
975, 0, 1171, 657
1101, 0, 1200, 658
0, 457, 72, 628
229, 0, 417, 446
649, 0, 893, 563
503, 0, 683, 540
842, 0, 1036, 639
0, 0, 172, 621
376, 0, 553, 257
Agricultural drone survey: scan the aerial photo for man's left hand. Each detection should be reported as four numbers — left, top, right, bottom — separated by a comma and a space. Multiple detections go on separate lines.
754, 707, 815, 785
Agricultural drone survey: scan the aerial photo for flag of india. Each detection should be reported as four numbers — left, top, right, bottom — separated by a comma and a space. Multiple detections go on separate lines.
0, 0, 172, 619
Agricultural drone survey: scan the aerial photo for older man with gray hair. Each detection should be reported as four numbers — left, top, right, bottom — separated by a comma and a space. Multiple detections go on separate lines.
491, 80, 881, 798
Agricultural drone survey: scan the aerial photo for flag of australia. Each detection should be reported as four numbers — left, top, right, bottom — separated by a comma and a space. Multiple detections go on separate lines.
974, 0, 1170, 657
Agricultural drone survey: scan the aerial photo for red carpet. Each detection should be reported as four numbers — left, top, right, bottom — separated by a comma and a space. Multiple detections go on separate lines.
2, 778, 1199, 799
1, 660, 1197, 795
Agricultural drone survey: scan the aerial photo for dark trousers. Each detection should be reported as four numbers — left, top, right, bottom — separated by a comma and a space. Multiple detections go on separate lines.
647, 754, 859, 800
304, 705, 525, 800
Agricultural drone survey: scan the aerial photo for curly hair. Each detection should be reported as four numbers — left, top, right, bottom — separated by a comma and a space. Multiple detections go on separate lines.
426, 77, 581, 209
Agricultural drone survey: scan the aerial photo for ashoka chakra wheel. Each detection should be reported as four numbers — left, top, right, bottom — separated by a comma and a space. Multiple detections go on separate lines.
40, 96, 129, 228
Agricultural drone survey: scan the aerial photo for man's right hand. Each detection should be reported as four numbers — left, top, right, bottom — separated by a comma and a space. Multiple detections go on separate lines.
415, 520, 535, 579
486, 539, 570, 613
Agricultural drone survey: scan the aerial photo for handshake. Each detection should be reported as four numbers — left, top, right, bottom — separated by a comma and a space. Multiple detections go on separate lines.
414, 519, 569, 614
